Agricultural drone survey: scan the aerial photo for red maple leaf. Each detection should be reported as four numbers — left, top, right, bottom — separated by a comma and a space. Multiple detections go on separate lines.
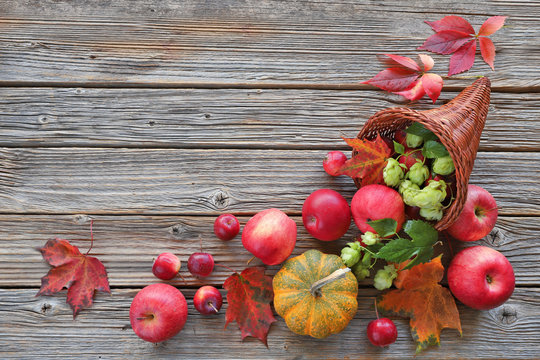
37, 222, 110, 318
224, 267, 276, 346
363, 54, 444, 103
338, 134, 392, 186
418, 15, 507, 76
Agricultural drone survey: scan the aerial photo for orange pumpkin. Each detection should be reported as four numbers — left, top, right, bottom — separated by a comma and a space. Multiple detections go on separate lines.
273, 249, 358, 338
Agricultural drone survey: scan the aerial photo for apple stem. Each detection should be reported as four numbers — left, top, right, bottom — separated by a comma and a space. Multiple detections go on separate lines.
136, 314, 154, 321
215, 263, 237, 274
209, 302, 219, 313
310, 268, 351, 297
246, 256, 256, 266
86, 219, 94, 256
374, 298, 380, 319
178, 272, 187, 284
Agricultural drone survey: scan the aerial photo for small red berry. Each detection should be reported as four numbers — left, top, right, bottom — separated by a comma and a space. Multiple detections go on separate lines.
193, 286, 223, 315
398, 147, 425, 170
394, 130, 407, 146
152, 252, 181, 280
367, 318, 398, 347
187, 252, 214, 277
214, 214, 240, 241
323, 151, 347, 176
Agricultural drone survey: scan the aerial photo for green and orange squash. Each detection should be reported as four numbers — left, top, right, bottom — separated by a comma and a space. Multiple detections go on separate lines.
273, 249, 358, 338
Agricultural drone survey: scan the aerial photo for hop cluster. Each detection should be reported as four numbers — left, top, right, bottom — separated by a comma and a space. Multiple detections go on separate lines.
373, 265, 398, 290
383, 158, 406, 187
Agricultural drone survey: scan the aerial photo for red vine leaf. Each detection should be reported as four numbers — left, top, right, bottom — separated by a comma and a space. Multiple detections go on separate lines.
224, 267, 276, 346
395, 79, 425, 102
448, 39, 477, 76
478, 16, 507, 37
479, 37, 496, 70
418, 54, 434, 72
379, 54, 421, 72
420, 15, 507, 75
338, 134, 392, 186
362, 67, 419, 92
425, 15, 475, 34
37, 238, 110, 318
421, 73, 444, 103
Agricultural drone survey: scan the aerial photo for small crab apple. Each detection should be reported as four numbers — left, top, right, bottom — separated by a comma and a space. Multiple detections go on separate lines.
193, 286, 223, 315
187, 252, 215, 277
214, 214, 240, 241
323, 151, 347, 176
393, 129, 408, 146
152, 253, 181, 280
398, 147, 425, 170
367, 300, 397, 347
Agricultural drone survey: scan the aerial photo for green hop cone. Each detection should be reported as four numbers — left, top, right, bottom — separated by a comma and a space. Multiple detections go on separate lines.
402, 188, 421, 207
407, 162, 430, 186
425, 179, 447, 202
341, 246, 361, 267
373, 265, 398, 290
420, 205, 444, 221
432, 155, 455, 175
351, 261, 370, 281
360, 231, 380, 246
411, 188, 442, 208
399, 179, 420, 196
406, 133, 423, 148
383, 158, 405, 187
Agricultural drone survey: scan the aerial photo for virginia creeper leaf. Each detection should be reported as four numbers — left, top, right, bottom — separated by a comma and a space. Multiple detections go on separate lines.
338, 134, 392, 186
425, 15, 475, 34
380, 54, 421, 72
378, 256, 462, 353
479, 37, 496, 70
478, 16, 507, 37
395, 80, 426, 102
224, 267, 276, 346
421, 73, 444, 104
418, 54, 434, 72
418, 30, 472, 55
448, 39, 477, 76
37, 238, 110, 318
362, 67, 419, 92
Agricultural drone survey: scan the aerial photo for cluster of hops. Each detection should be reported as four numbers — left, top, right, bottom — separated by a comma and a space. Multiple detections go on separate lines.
382, 124, 456, 222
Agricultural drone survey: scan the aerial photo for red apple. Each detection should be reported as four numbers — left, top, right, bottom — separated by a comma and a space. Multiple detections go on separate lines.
152, 252, 181, 280
351, 184, 405, 234
302, 189, 351, 241
448, 246, 515, 310
447, 184, 498, 242
398, 147, 425, 170
193, 285, 223, 315
393, 129, 407, 146
214, 214, 240, 241
367, 318, 398, 347
323, 151, 347, 176
129, 283, 188, 343
242, 208, 297, 265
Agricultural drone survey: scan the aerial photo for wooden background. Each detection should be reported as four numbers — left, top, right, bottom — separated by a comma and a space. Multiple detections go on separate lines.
1, 1, 539, 359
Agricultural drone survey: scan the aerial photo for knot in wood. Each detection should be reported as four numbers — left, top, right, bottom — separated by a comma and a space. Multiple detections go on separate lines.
169, 223, 186, 237
484, 227, 505, 246
210, 189, 230, 210
496, 305, 518, 325
73, 214, 90, 225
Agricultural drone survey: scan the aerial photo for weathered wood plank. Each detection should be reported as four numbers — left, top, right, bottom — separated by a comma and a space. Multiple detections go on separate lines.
0, 88, 538, 151
0, 215, 536, 287
0, 288, 538, 359
0, 148, 537, 215
0, 1, 538, 88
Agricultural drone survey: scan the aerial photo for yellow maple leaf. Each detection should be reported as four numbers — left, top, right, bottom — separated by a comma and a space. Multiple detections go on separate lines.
378, 256, 462, 353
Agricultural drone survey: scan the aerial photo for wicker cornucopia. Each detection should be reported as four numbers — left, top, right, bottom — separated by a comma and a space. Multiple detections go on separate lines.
354, 77, 491, 231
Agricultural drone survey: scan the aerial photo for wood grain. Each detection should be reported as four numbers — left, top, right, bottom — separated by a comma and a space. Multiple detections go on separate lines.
1, 288, 538, 359
0, 148, 537, 215
0, 1, 538, 88
0, 88, 538, 151
0, 215, 537, 287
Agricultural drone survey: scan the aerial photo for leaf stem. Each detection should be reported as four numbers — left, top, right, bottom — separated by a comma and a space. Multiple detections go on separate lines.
215, 263, 238, 274
86, 219, 94, 256
374, 298, 380, 319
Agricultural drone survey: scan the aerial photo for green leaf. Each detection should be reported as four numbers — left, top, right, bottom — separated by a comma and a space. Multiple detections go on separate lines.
393, 141, 405, 155
377, 220, 438, 270
422, 140, 449, 159
368, 218, 398, 237
404, 220, 439, 247
406, 123, 437, 142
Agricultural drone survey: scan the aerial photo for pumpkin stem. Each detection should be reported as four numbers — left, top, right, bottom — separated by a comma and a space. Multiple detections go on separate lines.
310, 268, 351, 297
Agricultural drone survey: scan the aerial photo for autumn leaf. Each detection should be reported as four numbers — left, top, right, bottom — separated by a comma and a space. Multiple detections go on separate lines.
224, 267, 276, 346
419, 15, 507, 75
37, 237, 110, 318
364, 54, 444, 103
377, 256, 462, 353
338, 134, 392, 186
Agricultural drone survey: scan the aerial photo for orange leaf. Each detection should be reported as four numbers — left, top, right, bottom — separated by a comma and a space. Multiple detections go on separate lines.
377, 256, 462, 353
338, 134, 392, 186
37, 238, 110, 318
